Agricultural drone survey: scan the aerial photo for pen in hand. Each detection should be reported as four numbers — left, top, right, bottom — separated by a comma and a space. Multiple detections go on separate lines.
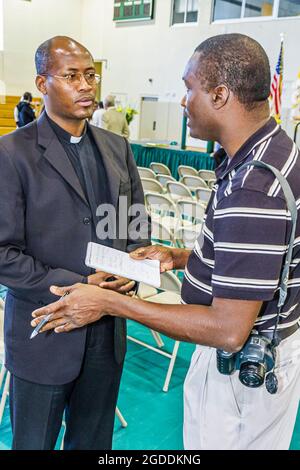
30, 291, 69, 340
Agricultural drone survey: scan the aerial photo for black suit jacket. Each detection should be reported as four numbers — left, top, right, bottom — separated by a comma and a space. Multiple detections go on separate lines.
0, 112, 150, 385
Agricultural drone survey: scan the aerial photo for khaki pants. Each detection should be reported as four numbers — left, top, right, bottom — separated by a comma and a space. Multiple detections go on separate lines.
184, 329, 300, 450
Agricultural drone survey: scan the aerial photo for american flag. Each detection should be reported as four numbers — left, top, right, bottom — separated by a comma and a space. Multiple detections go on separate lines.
270, 39, 284, 121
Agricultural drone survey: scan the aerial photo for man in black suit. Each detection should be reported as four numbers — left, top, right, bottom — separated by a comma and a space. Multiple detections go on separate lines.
0, 36, 150, 450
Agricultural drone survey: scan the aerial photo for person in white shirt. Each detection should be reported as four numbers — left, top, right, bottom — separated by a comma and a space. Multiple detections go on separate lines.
90, 100, 105, 127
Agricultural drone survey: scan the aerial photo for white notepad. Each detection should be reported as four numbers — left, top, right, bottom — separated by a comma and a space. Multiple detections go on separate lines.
85, 242, 161, 288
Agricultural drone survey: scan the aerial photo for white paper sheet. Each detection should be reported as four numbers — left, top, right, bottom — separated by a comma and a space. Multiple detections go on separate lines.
85, 242, 161, 288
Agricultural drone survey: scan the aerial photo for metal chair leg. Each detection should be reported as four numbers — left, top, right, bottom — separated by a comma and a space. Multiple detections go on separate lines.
115, 406, 127, 428
163, 340, 180, 392
150, 330, 164, 348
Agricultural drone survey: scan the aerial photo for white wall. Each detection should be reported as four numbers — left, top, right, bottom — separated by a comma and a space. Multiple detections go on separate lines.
0, 0, 299, 138
81, 0, 300, 139
0, 0, 82, 96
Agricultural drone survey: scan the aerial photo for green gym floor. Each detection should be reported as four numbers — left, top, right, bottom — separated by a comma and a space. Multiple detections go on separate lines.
0, 320, 299, 450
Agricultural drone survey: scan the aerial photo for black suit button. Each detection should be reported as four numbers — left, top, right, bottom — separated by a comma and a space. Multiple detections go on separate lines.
38, 301, 44, 306
83, 217, 91, 225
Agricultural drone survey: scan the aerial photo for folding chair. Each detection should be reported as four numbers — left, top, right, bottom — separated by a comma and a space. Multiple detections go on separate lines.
207, 179, 216, 190
198, 170, 216, 182
141, 177, 163, 194
137, 167, 156, 179
180, 175, 208, 190
178, 165, 198, 178
175, 225, 202, 250
166, 181, 194, 202
151, 218, 175, 246
150, 162, 171, 176
195, 187, 212, 205
176, 199, 205, 228
127, 271, 182, 392
155, 174, 176, 187
144, 192, 180, 233
136, 219, 176, 349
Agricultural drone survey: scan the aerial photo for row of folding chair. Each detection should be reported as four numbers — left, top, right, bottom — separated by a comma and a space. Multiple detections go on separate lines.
178, 166, 216, 184
128, 210, 204, 392
128, 208, 203, 392
141, 178, 212, 209
138, 163, 216, 185
144, 192, 205, 236
151, 219, 201, 251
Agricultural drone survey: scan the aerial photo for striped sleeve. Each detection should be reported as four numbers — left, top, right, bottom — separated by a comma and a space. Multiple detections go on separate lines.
212, 188, 289, 300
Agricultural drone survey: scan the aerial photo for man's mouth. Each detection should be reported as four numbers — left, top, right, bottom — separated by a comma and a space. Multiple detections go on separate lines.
76, 97, 94, 107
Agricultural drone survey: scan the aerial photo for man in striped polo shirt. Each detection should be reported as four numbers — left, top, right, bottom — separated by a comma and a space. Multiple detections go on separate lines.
32, 34, 300, 450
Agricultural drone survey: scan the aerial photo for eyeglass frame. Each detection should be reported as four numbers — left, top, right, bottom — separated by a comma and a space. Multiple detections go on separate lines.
40, 71, 101, 86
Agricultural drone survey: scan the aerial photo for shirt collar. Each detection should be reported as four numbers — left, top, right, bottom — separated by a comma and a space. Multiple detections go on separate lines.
215, 117, 280, 180
46, 113, 87, 144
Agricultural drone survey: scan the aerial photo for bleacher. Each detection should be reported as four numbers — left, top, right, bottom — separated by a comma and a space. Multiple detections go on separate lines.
0, 96, 41, 136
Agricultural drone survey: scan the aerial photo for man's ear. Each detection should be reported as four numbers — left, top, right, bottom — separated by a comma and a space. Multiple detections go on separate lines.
211, 84, 230, 110
35, 75, 47, 96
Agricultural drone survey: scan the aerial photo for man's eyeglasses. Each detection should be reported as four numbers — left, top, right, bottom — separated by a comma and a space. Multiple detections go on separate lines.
42, 72, 101, 86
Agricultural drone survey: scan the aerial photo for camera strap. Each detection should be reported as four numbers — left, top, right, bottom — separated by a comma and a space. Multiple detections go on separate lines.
235, 160, 298, 346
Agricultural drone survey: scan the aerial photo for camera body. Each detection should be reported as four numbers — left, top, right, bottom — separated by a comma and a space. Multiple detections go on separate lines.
216, 333, 276, 388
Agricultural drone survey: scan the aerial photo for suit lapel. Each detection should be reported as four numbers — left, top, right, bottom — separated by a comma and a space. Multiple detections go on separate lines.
37, 112, 88, 206
89, 124, 121, 208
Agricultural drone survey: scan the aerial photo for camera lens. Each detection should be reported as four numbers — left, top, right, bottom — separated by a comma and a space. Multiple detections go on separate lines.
239, 362, 265, 387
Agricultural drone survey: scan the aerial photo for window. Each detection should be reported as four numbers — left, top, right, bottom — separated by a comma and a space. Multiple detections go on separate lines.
278, 0, 300, 17
245, 0, 273, 17
212, 0, 300, 21
113, 0, 155, 22
172, 0, 199, 25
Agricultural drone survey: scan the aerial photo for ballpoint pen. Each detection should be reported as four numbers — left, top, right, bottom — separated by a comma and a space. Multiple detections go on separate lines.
30, 291, 69, 340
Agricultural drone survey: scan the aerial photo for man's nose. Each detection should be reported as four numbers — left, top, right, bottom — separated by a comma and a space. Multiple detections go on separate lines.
77, 75, 93, 91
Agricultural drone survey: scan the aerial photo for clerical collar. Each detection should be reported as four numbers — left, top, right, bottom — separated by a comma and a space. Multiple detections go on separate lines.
46, 113, 87, 144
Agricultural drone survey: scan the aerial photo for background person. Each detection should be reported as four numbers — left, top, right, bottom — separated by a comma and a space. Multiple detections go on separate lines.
101, 94, 130, 139
15, 91, 35, 128
91, 100, 105, 126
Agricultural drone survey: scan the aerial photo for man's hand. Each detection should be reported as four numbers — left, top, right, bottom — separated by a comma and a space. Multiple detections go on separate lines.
88, 271, 136, 294
31, 283, 115, 334
129, 245, 175, 272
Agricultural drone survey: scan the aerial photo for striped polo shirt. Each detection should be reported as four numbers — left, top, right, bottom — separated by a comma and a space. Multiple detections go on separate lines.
181, 118, 300, 334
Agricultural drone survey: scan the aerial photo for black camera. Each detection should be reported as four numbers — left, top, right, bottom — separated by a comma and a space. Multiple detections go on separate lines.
216, 333, 278, 393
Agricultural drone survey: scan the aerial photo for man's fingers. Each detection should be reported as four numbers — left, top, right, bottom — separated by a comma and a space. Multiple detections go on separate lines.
37, 317, 68, 333
32, 298, 66, 318
129, 248, 150, 259
100, 277, 132, 290
31, 308, 65, 326
50, 284, 76, 296
118, 281, 136, 293
130, 246, 163, 261
55, 323, 76, 333
126, 291, 135, 297
30, 314, 52, 328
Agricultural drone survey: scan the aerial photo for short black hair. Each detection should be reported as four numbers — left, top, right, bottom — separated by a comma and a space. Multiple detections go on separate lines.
35, 36, 93, 75
35, 38, 55, 75
194, 34, 271, 109
23, 92, 32, 102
